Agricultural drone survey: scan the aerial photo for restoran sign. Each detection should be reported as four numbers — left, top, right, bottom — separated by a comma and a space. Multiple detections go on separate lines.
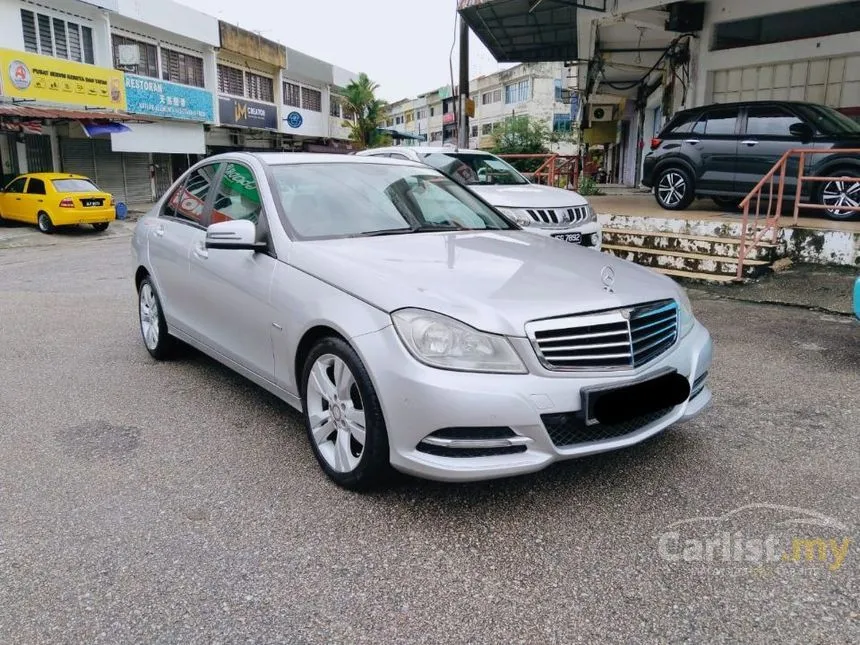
125, 74, 214, 122
0, 48, 126, 110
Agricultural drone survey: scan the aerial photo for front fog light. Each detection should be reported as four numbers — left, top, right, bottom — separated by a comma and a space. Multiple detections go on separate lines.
392, 308, 527, 373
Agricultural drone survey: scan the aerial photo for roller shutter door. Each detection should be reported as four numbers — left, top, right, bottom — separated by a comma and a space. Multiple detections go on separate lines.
25, 134, 52, 173
122, 152, 152, 203
59, 138, 96, 182
91, 139, 125, 202
709, 54, 860, 108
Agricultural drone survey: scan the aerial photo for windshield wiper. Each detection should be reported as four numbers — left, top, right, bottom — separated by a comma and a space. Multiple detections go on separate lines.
412, 222, 466, 231
353, 227, 414, 237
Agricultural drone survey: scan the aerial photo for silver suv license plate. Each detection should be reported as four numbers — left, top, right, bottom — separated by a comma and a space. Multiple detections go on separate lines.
552, 232, 582, 244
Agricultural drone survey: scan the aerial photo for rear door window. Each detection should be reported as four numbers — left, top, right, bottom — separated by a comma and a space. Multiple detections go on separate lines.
692, 108, 740, 135
663, 111, 701, 135
163, 163, 221, 225
26, 178, 46, 195
5, 177, 27, 193
745, 105, 804, 137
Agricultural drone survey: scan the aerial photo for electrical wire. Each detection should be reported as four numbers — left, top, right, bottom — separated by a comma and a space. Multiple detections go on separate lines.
599, 32, 696, 91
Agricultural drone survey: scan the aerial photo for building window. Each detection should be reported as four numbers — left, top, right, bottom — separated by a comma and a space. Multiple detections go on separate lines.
505, 79, 530, 104
481, 123, 493, 135
553, 114, 572, 132
416, 109, 426, 120
283, 82, 301, 107
470, 125, 478, 137
162, 49, 204, 88
330, 96, 342, 117
301, 86, 322, 112
482, 89, 501, 105
246, 72, 274, 102
112, 34, 159, 79
21, 9, 94, 64
218, 64, 244, 96
712, 1, 860, 51
430, 131, 442, 142
430, 106, 436, 117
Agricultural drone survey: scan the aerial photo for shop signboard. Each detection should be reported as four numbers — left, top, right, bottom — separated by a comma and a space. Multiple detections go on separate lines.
0, 48, 126, 110
218, 96, 277, 130
125, 74, 213, 122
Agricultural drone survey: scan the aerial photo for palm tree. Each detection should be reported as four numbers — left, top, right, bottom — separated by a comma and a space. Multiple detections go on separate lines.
341, 73, 389, 149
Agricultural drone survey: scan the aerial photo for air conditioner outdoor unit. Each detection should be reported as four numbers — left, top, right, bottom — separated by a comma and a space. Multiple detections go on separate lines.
589, 105, 614, 122
117, 44, 141, 66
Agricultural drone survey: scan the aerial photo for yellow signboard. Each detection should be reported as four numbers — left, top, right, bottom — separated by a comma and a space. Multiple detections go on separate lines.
0, 48, 126, 110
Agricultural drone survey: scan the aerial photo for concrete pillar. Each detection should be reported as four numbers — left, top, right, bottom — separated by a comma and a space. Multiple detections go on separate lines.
204, 46, 219, 125
48, 124, 61, 172
16, 140, 28, 174
94, 10, 112, 68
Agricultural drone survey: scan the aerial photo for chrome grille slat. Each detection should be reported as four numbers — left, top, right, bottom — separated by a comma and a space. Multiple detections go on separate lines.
527, 300, 679, 371
519, 205, 590, 228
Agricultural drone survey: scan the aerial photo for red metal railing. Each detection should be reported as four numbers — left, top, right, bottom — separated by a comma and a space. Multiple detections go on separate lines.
736, 148, 860, 279
496, 153, 580, 189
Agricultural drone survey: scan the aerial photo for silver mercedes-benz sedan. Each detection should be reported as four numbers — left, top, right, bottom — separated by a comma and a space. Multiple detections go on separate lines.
132, 152, 713, 490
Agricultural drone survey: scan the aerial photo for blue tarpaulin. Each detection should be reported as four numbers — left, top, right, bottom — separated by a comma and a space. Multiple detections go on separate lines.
80, 120, 132, 137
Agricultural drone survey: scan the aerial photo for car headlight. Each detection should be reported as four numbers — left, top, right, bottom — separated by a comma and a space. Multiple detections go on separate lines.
391, 308, 527, 373
676, 288, 696, 338
496, 207, 531, 227
584, 203, 597, 223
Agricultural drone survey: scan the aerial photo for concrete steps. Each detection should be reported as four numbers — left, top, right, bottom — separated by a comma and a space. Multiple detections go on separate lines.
600, 225, 780, 282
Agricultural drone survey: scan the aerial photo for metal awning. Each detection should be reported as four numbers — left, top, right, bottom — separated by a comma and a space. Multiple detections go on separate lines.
458, 0, 606, 63
377, 127, 427, 142
0, 104, 143, 122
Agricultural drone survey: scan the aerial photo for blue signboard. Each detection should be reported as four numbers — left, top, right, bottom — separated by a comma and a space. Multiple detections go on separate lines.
286, 111, 303, 129
125, 74, 214, 122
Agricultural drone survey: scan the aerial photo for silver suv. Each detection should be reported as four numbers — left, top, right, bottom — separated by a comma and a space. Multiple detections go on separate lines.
356, 145, 602, 250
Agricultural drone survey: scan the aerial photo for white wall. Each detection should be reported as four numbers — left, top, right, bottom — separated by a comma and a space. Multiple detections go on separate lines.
111, 121, 205, 153
694, 0, 860, 105
0, 0, 25, 52
114, 0, 218, 46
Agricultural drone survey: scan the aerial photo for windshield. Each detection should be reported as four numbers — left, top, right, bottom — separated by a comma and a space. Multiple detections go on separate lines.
793, 104, 860, 135
270, 162, 515, 240
420, 152, 529, 186
51, 178, 101, 192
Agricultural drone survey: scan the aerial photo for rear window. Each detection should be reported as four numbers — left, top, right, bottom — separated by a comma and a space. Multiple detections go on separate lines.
52, 179, 100, 192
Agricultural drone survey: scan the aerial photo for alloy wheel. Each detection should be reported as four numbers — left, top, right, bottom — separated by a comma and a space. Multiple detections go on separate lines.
306, 354, 367, 473
139, 283, 160, 351
658, 172, 687, 208
822, 179, 860, 218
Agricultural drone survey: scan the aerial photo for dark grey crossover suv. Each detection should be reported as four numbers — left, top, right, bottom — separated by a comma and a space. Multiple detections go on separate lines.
642, 101, 860, 219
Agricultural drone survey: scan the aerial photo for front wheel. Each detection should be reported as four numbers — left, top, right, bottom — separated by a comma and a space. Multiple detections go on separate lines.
655, 167, 695, 211
92, 222, 110, 232
138, 277, 176, 360
37, 212, 55, 234
301, 338, 390, 491
819, 173, 860, 220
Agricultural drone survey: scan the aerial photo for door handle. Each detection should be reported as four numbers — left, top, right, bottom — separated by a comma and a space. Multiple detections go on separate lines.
193, 241, 209, 260
742, 140, 759, 147
154, 225, 165, 238
684, 139, 701, 145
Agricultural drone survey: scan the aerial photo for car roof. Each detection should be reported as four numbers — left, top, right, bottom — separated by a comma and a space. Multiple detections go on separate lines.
15, 172, 90, 180
358, 145, 495, 156
206, 151, 425, 167
674, 100, 828, 116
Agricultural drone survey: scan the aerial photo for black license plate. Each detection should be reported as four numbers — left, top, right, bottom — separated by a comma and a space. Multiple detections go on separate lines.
82, 199, 103, 207
552, 232, 582, 244
581, 369, 691, 426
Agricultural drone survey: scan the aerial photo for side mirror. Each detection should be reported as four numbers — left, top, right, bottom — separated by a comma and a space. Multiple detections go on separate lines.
205, 219, 266, 251
789, 122, 814, 142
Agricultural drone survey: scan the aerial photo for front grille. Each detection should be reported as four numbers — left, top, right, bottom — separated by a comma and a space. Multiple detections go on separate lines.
527, 300, 679, 371
521, 205, 591, 228
541, 407, 674, 448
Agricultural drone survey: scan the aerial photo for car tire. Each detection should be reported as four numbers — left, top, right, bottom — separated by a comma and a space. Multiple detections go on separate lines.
37, 211, 55, 234
92, 222, 110, 232
818, 170, 860, 220
138, 276, 177, 360
712, 196, 743, 212
655, 167, 695, 211
301, 337, 390, 491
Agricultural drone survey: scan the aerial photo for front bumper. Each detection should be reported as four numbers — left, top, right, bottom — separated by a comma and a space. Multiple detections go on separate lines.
523, 221, 603, 251
353, 321, 713, 482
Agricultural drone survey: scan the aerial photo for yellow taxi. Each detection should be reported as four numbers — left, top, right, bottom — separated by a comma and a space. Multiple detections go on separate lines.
0, 173, 115, 233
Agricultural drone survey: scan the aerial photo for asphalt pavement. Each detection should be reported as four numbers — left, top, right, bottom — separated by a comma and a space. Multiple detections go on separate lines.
0, 228, 858, 644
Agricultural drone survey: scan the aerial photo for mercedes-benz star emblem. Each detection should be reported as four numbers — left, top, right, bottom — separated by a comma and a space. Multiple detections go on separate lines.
600, 265, 616, 291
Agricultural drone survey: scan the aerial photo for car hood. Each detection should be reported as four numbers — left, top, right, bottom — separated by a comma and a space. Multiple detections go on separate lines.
289, 231, 679, 336
469, 184, 588, 208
